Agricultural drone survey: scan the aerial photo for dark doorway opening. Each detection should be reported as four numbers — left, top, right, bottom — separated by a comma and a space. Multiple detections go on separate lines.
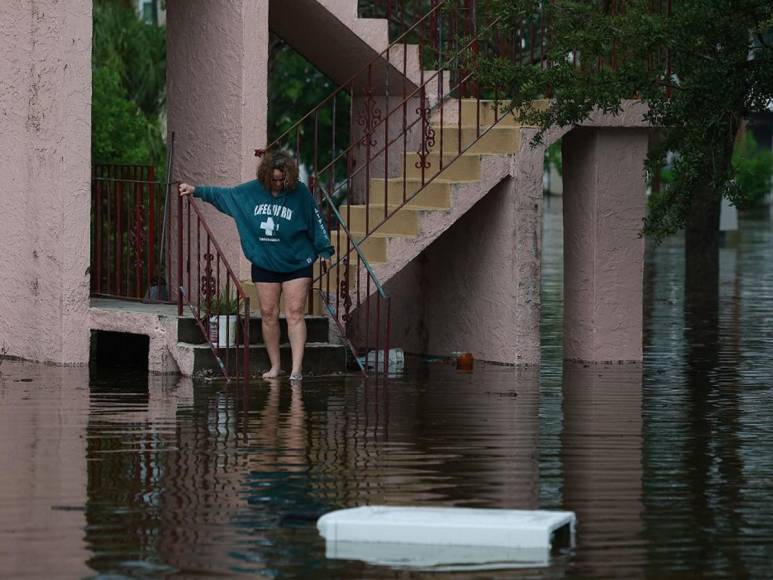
90, 331, 149, 374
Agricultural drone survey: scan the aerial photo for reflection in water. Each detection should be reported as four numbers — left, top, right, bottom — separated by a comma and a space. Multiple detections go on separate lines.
76, 365, 544, 577
561, 362, 644, 577
679, 243, 746, 577
0, 364, 91, 579
641, 219, 773, 579
84, 373, 190, 577
1, 206, 772, 578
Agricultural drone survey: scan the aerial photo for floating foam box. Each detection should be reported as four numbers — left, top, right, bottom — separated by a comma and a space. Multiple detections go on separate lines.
318, 506, 576, 569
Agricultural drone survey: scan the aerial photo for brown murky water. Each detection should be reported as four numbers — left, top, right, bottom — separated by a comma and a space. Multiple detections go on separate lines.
1, 200, 772, 578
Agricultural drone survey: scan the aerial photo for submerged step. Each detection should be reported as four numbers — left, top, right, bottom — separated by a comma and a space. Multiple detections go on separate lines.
318, 506, 576, 551
182, 341, 348, 377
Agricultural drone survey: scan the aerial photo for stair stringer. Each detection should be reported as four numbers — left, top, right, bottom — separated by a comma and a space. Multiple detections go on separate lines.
338, 123, 545, 363
269, 0, 448, 100
370, 152, 517, 288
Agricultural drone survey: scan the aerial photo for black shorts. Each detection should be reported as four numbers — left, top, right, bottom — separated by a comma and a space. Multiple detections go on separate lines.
251, 263, 313, 284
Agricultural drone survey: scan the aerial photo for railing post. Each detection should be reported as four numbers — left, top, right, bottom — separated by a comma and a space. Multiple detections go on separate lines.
116, 176, 123, 296
243, 296, 250, 382
148, 166, 156, 293
133, 171, 143, 298
94, 166, 102, 295
177, 192, 183, 317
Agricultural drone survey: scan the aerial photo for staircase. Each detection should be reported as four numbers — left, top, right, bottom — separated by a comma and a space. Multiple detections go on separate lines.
252, 0, 546, 372
167, 1, 544, 378
335, 100, 544, 287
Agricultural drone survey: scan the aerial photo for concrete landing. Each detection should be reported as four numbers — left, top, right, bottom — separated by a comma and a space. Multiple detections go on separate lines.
89, 298, 182, 375
88, 298, 348, 378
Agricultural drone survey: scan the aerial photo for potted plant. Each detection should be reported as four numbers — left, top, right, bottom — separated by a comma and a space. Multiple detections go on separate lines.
206, 289, 240, 348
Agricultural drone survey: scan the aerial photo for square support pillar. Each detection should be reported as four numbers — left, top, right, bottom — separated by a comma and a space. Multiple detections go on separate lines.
167, 0, 268, 283
562, 128, 649, 361
0, 0, 92, 364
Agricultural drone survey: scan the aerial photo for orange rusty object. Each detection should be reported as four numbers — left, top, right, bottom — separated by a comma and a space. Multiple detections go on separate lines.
456, 352, 474, 371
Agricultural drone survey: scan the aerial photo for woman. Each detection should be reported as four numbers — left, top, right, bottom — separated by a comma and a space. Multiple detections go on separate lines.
178, 151, 334, 381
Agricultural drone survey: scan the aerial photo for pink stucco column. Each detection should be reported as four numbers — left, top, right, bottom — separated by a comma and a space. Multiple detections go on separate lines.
0, 0, 92, 364
562, 127, 649, 362
166, 0, 268, 282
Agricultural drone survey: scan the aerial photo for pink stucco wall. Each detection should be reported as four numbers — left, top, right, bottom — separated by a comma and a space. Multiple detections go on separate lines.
0, 0, 92, 364
421, 178, 532, 363
271, 0, 387, 86
562, 128, 649, 361
167, 0, 268, 282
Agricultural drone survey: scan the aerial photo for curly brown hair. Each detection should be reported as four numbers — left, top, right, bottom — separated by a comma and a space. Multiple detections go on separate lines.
257, 150, 299, 192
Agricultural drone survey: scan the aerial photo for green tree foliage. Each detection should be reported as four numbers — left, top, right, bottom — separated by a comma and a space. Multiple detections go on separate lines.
268, 34, 341, 145
480, 0, 773, 243
92, 67, 155, 164
545, 141, 562, 175
732, 131, 773, 208
92, 0, 166, 168
267, 35, 351, 195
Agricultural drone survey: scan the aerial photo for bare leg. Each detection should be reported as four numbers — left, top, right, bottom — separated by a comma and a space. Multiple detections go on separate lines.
256, 282, 282, 378
282, 276, 311, 378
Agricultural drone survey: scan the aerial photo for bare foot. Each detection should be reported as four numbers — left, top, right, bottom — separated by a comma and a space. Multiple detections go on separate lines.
289, 371, 303, 382
262, 368, 284, 379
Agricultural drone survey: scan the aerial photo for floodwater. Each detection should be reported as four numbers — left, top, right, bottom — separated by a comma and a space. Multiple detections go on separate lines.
1, 199, 772, 579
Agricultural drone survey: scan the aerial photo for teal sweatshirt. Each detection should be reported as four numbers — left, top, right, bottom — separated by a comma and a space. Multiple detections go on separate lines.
193, 180, 334, 272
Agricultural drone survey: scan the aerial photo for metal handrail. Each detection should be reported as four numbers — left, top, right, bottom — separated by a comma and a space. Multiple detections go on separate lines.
261, 1, 448, 154
176, 194, 251, 383
90, 164, 179, 303
314, 16, 502, 196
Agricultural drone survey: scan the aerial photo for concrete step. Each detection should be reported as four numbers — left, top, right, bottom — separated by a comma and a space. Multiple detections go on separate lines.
180, 341, 348, 377
338, 205, 419, 236
429, 125, 521, 155
434, 98, 550, 127
403, 152, 481, 181
331, 234, 387, 263
178, 315, 330, 345
367, 178, 453, 209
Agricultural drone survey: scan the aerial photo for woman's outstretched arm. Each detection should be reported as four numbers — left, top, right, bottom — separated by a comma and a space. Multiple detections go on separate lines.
178, 182, 239, 217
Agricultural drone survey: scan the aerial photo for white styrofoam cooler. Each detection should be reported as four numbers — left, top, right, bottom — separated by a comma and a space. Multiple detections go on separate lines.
323, 541, 554, 571
317, 506, 576, 551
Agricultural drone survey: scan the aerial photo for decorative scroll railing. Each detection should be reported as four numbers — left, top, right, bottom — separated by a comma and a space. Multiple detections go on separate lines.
91, 150, 251, 382
176, 195, 251, 383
